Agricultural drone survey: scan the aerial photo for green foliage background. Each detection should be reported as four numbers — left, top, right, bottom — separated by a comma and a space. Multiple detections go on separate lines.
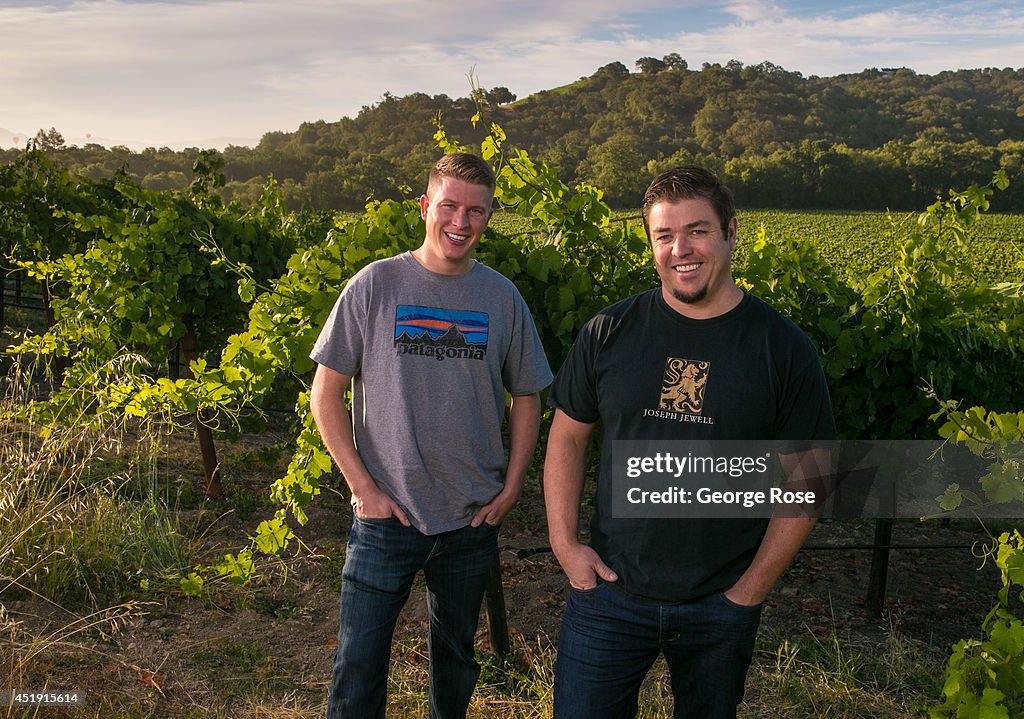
3, 108, 1023, 716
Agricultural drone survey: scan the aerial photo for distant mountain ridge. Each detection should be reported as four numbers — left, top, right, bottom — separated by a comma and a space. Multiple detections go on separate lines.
0, 128, 26, 149
4, 59, 1023, 211
1, 126, 257, 152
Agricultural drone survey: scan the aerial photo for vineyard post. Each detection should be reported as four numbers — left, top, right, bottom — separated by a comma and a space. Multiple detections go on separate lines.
39, 278, 67, 387
483, 555, 510, 658
866, 518, 893, 618
181, 315, 223, 498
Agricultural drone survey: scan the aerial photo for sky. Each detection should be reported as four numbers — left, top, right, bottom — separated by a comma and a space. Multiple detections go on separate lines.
2, 0, 1023, 151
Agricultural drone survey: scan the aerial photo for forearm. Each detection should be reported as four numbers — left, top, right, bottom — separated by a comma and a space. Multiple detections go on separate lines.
543, 414, 591, 554
309, 368, 376, 497
727, 447, 829, 604
727, 517, 816, 605
543, 410, 617, 587
470, 393, 541, 527
503, 393, 542, 495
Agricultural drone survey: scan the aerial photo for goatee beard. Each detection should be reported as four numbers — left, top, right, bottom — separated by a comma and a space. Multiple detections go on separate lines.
671, 285, 708, 304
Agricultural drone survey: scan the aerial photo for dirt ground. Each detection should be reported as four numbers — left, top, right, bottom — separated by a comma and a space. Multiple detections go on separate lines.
2, 454, 1009, 717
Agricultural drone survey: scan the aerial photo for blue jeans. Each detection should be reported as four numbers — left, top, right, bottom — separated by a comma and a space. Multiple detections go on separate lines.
326, 516, 499, 719
553, 582, 762, 719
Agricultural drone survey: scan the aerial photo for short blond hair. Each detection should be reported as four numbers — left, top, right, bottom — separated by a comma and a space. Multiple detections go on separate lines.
426, 153, 496, 196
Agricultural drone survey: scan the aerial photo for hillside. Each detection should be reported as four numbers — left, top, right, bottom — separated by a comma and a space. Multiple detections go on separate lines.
4, 58, 1023, 211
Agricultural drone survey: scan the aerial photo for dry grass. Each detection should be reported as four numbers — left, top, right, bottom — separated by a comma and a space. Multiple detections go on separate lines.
0, 357, 951, 718
0, 358, 195, 713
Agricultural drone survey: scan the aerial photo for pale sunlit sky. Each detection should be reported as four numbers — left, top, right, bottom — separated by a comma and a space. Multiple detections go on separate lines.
2, 0, 1023, 150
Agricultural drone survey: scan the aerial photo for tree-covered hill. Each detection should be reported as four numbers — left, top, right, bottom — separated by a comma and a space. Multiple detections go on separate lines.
5, 57, 1023, 211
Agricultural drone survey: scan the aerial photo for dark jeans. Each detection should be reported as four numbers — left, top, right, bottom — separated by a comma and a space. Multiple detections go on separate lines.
553, 582, 762, 719
326, 516, 499, 719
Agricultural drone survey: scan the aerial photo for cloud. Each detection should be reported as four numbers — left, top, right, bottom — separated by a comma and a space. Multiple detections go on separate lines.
602, 2, 1024, 90
683, 1, 1024, 73
3, 0, 677, 145
1, 0, 1021, 148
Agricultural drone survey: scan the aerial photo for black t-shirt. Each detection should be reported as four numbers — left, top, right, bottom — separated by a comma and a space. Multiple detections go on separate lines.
549, 289, 836, 601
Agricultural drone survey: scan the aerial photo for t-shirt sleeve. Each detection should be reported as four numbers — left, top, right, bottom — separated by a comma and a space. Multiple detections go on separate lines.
547, 315, 602, 424
774, 334, 837, 443
309, 274, 369, 377
501, 290, 553, 395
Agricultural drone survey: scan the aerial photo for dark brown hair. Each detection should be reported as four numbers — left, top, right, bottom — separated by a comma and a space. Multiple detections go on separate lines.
641, 166, 735, 239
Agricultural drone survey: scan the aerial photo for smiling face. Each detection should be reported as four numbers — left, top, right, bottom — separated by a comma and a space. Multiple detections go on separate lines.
648, 196, 742, 318
414, 176, 493, 275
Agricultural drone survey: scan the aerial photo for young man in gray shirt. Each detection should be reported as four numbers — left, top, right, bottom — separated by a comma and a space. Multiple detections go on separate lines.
310, 153, 552, 719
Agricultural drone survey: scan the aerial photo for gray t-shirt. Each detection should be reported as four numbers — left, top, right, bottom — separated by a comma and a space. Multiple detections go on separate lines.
311, 252, 553, 534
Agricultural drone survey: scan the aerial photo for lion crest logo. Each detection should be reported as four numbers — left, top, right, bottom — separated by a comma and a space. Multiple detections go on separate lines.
659, 358, 710, 414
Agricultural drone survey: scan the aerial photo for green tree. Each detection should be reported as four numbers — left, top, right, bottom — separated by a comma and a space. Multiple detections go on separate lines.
663, 53, 687, 71
580, 131, 648, 206
31, 127, 66, 152
635, 56, 667, 74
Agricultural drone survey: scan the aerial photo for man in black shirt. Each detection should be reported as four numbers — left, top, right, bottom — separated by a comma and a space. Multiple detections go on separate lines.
544, 166, 835, 719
